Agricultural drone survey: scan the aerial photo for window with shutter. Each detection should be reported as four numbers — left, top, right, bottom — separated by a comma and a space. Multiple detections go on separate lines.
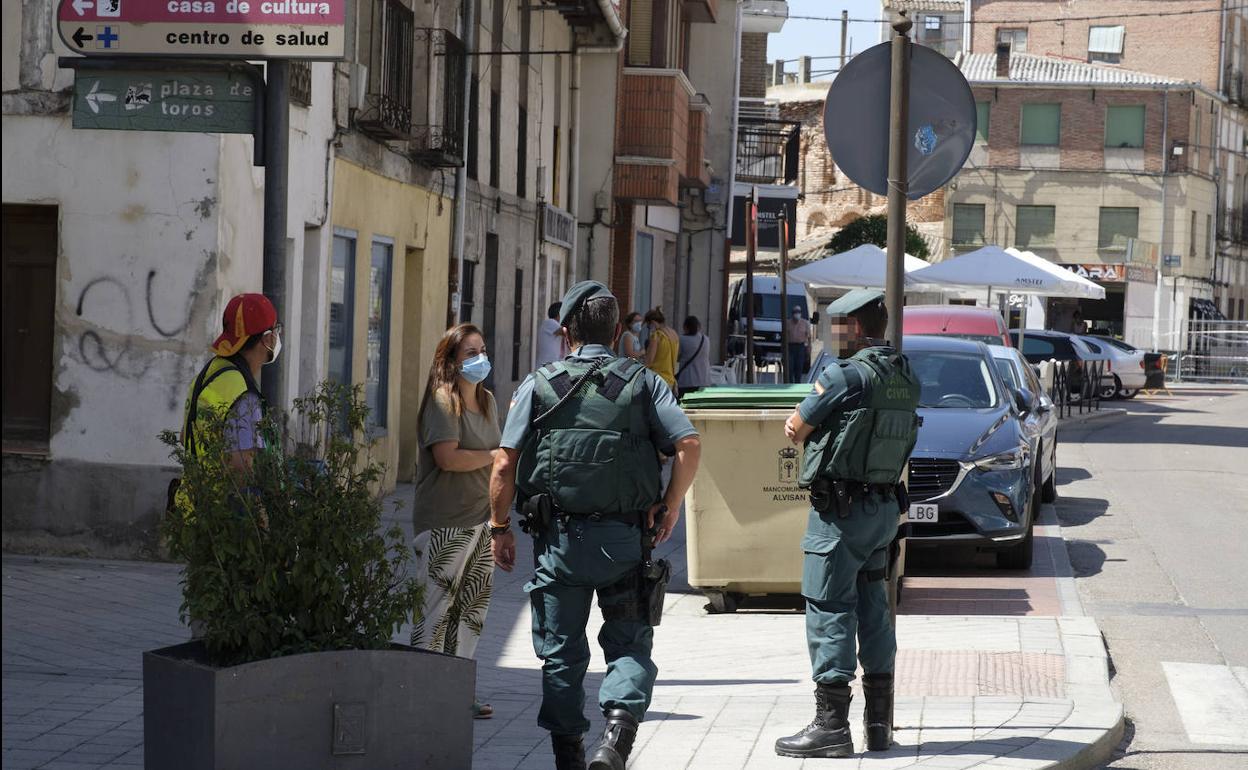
1015, 205, 1056, 248
952, 204, 986, 245
1021, 104, 1060, 146
975, 102, 990, 144
1105, 105, 1144, 148
1098, 207, 1139, 249
1088, 25, 1124, 63
628, 0, 653, 67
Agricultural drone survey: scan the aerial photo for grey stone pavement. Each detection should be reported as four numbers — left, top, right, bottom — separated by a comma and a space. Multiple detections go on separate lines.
3, 483, 1123, 770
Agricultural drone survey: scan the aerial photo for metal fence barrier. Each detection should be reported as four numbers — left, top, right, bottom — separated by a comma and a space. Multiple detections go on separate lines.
1165, 320, 1248, 384
1048, 359, 1103, 419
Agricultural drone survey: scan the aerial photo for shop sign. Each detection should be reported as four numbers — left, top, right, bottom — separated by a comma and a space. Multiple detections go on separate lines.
57, 0, 347, 59
1059, 263, 1126, 283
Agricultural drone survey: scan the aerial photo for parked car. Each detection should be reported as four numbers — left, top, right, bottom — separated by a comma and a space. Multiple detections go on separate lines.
1085, 335, 1146, 398
1008, 329, 1110, 401
988, 345, 1058, 504
903, 305, 1011, 347
901, 336, 1041, 569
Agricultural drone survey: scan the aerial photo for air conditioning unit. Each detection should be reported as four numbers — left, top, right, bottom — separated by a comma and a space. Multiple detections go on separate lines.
411, 28, 466, 168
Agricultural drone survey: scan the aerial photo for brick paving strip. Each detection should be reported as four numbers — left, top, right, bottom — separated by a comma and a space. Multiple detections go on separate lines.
2, 494, 1122, 770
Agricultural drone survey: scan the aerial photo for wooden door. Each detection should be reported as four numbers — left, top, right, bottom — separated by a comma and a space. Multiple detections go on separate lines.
2, 205, 58, 447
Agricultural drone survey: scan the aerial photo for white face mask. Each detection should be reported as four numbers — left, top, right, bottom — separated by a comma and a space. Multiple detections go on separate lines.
263, 332, 282, 365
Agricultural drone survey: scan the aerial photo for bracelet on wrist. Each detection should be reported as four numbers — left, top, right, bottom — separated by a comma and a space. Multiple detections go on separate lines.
489, 519, 511, 537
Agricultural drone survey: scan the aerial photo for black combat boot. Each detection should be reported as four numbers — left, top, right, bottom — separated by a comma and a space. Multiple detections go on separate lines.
774, 682, 853, 758
862, 673, 894, 751
587, 709, 639, 770
552, 733, 587, 770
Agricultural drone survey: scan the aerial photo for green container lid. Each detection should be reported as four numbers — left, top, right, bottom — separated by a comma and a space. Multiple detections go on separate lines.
680, 384, 811, 409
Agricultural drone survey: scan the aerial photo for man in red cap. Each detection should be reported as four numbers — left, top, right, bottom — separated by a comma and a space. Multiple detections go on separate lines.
179, 293, 282, 472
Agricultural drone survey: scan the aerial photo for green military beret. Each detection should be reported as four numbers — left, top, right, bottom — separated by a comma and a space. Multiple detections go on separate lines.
826, 288, 885, 317
559, 280, 616, 326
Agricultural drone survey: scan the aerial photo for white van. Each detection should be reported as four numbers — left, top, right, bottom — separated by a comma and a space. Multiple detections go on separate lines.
727, 276, 810, 365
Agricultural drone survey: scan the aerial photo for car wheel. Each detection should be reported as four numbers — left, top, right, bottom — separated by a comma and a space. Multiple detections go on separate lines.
1099, 375, 1122, 400
1119, 388, 1138, 399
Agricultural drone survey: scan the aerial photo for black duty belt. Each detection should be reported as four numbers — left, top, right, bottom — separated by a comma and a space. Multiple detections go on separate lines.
560, 510, 643, 526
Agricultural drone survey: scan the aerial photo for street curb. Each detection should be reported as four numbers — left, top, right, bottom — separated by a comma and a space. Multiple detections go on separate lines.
1051, 615, 1126, 770
1057, 407, 1127, 428
1037, 504, 1084, 618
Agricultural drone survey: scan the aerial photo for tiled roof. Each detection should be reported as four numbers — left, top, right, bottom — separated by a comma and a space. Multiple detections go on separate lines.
883, 0, 964, 10
958, 52, 1182, 86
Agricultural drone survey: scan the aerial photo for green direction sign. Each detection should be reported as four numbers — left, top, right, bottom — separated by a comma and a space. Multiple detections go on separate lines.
72, 69, 256, 133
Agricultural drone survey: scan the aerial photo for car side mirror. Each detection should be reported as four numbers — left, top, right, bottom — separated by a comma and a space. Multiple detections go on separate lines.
1012, 387, 1037, 414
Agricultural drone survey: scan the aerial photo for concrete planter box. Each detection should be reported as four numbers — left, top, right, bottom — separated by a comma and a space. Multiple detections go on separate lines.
144, 641, 475, 769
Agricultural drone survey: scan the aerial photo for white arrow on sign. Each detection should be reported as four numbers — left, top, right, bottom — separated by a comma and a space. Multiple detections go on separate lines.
85, 80, 116, 114
72, 0, 94, 16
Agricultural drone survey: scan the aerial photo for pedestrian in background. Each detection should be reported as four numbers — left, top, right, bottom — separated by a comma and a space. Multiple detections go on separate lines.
488, 281, 702, 770
644, 307, 680, 393
676, 316, 712, 395
537, 302, 567, 367
618, 311, 645, 360
786, 306, 811, 383
776, 290, 920, 759
411, 323, 501, 720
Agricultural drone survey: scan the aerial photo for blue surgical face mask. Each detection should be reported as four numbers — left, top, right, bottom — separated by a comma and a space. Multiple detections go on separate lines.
630, 321, 643, 334
460, 353, 491, 384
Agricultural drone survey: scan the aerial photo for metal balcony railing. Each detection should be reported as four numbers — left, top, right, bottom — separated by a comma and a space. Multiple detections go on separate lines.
411, 28, 466, 167
735, 121, 800, 184
358, 0, 415, 139
290, 60, 312, 107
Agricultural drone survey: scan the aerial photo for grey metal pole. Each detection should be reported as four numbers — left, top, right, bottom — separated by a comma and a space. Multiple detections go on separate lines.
840, 10, 849, 72
451, 0, 476, 319
745, 187, 757, 383
262, 59, 290, 406
779, 208, 790, 383
885, 15, 912, 351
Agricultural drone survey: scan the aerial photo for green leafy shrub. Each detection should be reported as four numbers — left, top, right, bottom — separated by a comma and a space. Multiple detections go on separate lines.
827, 214, 931, 260
160, 383, 421, 667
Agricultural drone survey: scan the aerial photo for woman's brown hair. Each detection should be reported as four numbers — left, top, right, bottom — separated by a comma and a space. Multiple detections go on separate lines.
418, 323, 493, 423
644, 307, 665, 324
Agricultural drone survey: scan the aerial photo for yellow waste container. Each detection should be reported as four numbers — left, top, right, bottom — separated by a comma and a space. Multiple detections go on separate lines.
681, 386, 906, 614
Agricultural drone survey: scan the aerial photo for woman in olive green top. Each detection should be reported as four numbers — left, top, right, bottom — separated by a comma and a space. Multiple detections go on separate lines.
411, 323, 501, 719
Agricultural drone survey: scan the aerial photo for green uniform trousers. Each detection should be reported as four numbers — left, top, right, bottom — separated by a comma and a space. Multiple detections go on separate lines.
801, 493, 898, 684
525, 517, 656, 736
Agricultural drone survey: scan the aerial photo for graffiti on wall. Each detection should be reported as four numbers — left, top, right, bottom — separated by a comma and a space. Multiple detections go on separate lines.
71, 255, 216, 410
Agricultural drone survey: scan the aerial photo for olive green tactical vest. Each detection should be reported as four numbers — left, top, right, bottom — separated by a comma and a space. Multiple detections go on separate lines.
799, 347, 921, 488
516, 357, 662, 515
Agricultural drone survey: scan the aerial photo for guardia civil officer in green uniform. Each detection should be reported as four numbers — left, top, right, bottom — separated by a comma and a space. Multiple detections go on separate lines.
774, 289, 921, 759
489, 281, 702, 770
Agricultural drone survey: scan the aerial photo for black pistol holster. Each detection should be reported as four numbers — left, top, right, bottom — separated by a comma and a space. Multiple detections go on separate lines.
519, 493, 554, 535
598, 513, 671, 627
810, 478, 853, 519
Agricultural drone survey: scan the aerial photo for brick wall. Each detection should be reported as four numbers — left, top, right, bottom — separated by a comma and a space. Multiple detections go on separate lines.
740, 32, 768, 98
972, 85, 1201, 174
970, 0, 1222, 90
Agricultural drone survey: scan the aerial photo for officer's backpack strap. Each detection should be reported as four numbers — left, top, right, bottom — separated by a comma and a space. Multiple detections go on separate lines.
598, 357, 648, 402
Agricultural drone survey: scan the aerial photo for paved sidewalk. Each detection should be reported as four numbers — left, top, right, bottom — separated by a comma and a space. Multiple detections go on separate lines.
2, 497, 1121, 770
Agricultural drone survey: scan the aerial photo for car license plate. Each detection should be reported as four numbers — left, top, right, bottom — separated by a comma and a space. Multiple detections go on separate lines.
907, 504, 938, 522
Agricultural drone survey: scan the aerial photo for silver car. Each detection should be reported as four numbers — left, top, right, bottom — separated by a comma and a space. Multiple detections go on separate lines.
988, 345, 1058, 505
1084, 335, 1146, 398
